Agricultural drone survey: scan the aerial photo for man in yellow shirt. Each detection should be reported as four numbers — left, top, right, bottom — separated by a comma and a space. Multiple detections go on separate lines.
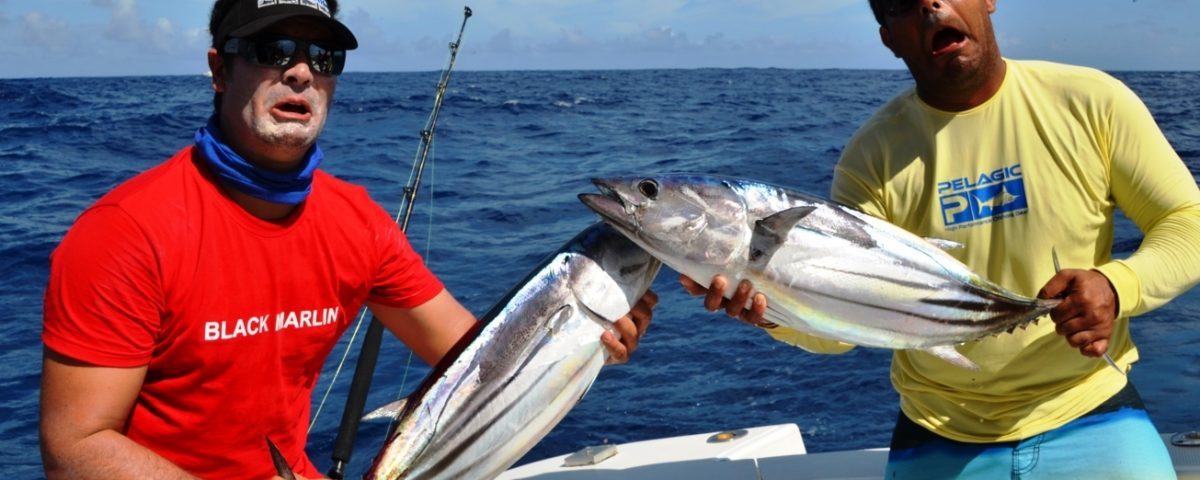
684, 0, 1199, 477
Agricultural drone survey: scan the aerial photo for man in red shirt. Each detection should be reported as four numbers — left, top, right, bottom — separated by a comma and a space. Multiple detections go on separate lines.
39, 1, 656, 478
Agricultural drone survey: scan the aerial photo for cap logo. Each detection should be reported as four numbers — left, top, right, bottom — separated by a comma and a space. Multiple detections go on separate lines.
256, 0, 331, 17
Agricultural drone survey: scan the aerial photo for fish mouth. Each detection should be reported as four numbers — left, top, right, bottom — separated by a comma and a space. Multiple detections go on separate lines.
579, 178, 638, 235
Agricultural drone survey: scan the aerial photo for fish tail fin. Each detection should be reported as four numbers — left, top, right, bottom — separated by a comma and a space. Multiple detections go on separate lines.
266, 436, 297, 480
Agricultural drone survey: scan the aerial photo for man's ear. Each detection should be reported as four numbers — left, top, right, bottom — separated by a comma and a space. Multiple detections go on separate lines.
207, 48, 226, 93
879, 26, 899, 58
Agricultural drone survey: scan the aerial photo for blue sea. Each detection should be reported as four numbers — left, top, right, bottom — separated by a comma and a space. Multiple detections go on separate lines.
2, 69, 1197, 478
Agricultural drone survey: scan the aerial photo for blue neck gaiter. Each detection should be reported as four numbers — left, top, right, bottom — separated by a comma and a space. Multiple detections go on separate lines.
193, 117, 322, 205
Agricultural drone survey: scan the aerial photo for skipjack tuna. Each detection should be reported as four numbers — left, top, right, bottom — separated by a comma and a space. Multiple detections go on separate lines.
363, 222, 660, 479
580, 174, 1057, 370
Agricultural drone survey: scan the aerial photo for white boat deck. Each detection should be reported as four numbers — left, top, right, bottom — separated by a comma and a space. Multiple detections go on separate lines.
501, 424, 1200, 480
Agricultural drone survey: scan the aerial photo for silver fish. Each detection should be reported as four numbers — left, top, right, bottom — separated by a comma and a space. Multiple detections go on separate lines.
579, 174, 1057, 369
364, 222, 661, 479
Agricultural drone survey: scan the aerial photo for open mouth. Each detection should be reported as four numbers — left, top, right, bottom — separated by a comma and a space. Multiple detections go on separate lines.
931, 27, 966, 55
578, 179, 637, 233
593, 181, 620, 202
273, 98, 312, 119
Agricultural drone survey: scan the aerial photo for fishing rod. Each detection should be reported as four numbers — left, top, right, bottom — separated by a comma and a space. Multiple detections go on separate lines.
326, 6, 472, 479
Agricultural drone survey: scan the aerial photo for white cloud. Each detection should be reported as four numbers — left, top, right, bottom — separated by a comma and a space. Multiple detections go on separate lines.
552, 27, 598, 52
614, 25, 695, 52
148, 17, 178, 53
103, 0, 145, 42
21, 11, 73, 51
343, 6, 406, 54
87, 0, 199, 56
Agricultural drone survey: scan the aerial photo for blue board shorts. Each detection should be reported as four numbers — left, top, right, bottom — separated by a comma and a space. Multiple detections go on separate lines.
885, 382, 1177, 479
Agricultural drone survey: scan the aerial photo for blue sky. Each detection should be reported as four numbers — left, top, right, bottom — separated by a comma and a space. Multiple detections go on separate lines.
0, 0, 1196, 78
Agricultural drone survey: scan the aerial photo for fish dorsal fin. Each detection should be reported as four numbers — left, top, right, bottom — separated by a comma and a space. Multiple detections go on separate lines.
749, 207, 817, 266
924, 238, 963, 251
362, 398, 409, 422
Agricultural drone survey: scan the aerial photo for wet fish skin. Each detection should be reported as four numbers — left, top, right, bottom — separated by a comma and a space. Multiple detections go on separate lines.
579, 174, 1057, 368
365, 222, 661, 479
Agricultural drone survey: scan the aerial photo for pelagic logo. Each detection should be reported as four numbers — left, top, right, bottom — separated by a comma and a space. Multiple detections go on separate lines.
258, 0, 331, 16
937, 163, 1028, 228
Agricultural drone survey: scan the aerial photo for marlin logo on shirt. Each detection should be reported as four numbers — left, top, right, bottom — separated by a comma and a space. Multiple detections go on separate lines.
937, 163, 1029, 229
203, 306, 341, 341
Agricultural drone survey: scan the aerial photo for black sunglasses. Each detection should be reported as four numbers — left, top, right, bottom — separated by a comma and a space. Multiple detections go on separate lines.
223, 35, 347, 76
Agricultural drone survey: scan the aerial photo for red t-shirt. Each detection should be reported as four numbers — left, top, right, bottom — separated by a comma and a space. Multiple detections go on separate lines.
42, 147, 444, 479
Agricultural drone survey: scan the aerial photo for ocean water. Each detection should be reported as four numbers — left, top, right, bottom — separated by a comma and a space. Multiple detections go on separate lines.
1, 68, 1197, 478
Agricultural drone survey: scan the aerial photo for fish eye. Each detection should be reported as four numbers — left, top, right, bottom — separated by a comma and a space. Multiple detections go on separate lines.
637, 179, 659, 199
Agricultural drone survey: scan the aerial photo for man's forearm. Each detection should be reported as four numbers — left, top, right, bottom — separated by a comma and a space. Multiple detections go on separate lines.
42, 429, 198, 480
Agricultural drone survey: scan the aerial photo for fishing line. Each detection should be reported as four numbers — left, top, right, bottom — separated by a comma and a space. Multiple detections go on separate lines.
309, 163, 428, 435
319, 7, 472, 479
308, 65, 433, 439
388, 134, 439, 428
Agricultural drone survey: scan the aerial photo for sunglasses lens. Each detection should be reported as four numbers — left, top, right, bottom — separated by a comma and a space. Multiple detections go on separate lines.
251, 39, 297, 68
307, 45, 346, 75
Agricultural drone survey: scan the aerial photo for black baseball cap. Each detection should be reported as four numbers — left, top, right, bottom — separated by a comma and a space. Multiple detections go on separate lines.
214, 0, 358, 50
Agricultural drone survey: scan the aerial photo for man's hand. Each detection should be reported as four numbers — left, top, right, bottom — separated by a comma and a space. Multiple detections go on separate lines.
602, 290, 659, 364
679, 274, 774, 328
1038, 269, 1118, 358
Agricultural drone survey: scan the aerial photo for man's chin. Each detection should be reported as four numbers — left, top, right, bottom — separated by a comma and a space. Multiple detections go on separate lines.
256, 123, 320, 149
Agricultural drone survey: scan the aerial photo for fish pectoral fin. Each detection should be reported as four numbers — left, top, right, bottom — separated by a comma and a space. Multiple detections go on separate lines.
362, 398, 409, 422
574, 276, 633, 323
923, 237, 964, 251
922, 345, 980, 370
750, 206, 818, 265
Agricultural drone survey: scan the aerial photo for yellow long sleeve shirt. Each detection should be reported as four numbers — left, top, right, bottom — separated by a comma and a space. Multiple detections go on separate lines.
769, 59, 1200, 442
